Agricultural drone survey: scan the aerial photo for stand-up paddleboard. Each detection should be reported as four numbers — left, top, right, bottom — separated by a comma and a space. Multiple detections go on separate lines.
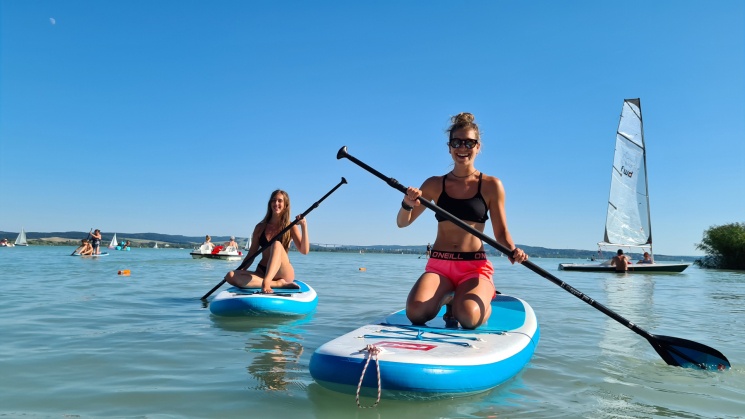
209, 280, 318, 317
310, 294, 539, 399
73, 252, 109, 257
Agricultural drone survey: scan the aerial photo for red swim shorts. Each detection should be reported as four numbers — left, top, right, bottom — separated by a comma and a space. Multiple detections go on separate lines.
425, 250, 495, 288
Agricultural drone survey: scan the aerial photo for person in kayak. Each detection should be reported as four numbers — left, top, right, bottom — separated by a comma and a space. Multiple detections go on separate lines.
396, 112, 528, 329
224, 190, 309, 293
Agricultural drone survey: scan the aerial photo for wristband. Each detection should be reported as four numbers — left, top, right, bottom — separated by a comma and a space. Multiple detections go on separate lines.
401, 200, 413, 211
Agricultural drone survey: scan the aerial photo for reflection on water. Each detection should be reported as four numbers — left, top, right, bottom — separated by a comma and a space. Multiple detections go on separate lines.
212, 316, 309, 392
600, 273, 656, 357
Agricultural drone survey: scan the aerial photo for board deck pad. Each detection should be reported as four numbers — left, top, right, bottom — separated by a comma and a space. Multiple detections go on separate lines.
310, 294, 540, 399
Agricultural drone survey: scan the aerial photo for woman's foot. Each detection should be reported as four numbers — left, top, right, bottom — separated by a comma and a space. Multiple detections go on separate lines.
443, 304, 460, 328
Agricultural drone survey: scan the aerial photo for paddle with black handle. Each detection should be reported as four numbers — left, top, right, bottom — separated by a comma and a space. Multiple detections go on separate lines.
200, 177, 348, 300
337, 145, 730, 370
71, 229, 93, 256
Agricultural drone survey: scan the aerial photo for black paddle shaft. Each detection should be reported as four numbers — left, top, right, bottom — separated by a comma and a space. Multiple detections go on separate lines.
200, 177, 348, 300
337, 146, 730, 370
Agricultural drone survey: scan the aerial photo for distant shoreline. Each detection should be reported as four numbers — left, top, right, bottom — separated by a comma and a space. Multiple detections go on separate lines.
3, 231, 700, 261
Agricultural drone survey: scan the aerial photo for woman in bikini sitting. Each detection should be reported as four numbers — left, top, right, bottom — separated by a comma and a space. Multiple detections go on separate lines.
75, 239, 93, 255
224, 190, 309, 293
397, 112, 528, 329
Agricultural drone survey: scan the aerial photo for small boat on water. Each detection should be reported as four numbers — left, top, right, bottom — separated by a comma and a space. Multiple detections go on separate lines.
309, 294, 539, 399
558, 99, 689, 273
108, 233, 118, 249
209, 280, 318, 317
190, 244, 243, 261
15, 228, 28, 246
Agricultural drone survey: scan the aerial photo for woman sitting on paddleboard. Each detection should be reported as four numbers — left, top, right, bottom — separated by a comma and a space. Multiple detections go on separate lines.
397, 112, 528, 329
224, 190, 309, 293
74, 239, 93, 256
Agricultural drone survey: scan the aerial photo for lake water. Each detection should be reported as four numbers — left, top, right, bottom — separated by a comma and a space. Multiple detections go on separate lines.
1, 246, 743, 418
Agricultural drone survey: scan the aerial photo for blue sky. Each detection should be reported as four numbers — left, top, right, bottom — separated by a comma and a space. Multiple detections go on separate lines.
1, 1, 743, 256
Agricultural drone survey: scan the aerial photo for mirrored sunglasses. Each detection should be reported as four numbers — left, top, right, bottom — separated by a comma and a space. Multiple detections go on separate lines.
448, 138, 479, 149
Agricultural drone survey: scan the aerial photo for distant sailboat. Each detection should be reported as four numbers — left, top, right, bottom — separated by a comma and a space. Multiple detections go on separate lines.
15, 228, 28, 246
153, 242, 159, 249
243, 237, 250, 251
108, 233, 118, 249
559, 99, 689, 273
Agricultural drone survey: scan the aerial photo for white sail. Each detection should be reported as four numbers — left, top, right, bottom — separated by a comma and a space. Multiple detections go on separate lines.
108, 233, 118, 249
244, 237, 250, 250
558, 98, 690, 272
153, 242, 158, 249
601, 98, 652, 251
15, 228, 28, 246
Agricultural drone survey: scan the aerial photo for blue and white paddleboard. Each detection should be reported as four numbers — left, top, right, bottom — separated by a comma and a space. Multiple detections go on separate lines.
73, 252, 109, 257
209, 280, 318, 317
309, 294, 539, 399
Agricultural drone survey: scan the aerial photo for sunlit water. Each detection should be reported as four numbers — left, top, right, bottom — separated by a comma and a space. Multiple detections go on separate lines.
1, 247, 743, 418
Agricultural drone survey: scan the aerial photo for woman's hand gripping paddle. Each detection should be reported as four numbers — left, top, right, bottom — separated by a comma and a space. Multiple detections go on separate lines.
337, 145, 730, 371
200, 177, 348, 300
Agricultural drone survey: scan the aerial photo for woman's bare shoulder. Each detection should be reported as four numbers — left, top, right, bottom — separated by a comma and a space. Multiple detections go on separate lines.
421, 175, 444, 198
480, 173, 505, 195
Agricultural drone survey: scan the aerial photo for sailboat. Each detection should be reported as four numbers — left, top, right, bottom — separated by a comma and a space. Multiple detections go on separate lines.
108, 233, 118, 249
243, 237, 250, 251
153, 242, 159, 249
15, 228, 28, 246
559, 99, 690, 273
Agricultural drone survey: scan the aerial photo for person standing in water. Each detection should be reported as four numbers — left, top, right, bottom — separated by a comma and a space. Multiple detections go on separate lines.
611, 249, 631, 272
396, 112, 528, 329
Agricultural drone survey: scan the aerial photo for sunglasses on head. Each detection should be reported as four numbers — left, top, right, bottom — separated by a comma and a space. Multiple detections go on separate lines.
448, 138, 479, 149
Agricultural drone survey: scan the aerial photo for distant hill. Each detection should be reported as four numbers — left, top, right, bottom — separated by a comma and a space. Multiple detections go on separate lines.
0, 231, 239, 249
0, 230, 698, 261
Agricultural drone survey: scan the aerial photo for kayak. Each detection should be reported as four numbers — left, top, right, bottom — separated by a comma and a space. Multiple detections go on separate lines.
209, 280, 318, 317
309, 294, 539, 399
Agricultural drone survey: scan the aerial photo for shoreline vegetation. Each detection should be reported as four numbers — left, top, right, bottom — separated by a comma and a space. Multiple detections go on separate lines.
0, 230, 698, 262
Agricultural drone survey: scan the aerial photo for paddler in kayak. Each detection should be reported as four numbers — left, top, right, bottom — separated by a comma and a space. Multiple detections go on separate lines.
224, 190, 309, 293
396, 112, 528, 329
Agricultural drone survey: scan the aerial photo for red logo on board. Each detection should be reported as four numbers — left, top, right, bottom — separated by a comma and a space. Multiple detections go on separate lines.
375, 341, 437, 351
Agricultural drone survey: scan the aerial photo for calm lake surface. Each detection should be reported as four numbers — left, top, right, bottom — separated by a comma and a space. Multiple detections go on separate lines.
1, 246, 743, 418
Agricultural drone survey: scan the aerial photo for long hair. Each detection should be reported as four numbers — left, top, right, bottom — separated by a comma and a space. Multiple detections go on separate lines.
262, 190, 292, 250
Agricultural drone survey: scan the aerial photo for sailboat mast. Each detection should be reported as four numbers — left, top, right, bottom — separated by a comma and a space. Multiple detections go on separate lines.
631, 98, 654, 259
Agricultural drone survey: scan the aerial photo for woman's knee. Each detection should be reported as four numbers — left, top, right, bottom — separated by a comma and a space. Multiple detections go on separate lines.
406, 300, 438, 324
453, 297, 490, 329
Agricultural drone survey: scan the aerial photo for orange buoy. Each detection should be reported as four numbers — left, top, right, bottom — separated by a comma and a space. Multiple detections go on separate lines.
118, 269, 131, 276
359, 267, 366, 271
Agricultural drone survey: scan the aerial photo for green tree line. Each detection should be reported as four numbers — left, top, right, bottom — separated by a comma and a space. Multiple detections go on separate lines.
695, 222, 745, 270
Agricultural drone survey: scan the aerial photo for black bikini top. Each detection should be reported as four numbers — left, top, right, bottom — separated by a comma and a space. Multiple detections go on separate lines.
435, 173, 489, 223
258, 226, 270, 247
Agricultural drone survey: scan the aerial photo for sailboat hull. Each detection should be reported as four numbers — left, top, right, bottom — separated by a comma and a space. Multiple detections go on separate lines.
558, 263, 690, 273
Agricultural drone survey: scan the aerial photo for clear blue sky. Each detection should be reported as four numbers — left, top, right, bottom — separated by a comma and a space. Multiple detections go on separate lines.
1, 1, 743, 256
